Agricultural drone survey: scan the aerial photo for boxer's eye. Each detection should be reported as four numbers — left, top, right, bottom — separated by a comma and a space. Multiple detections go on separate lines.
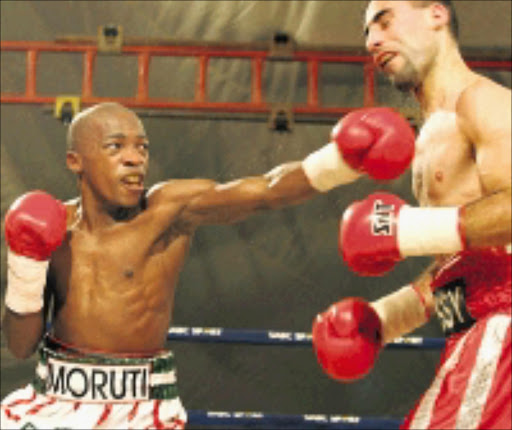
105, 143, 122, 151
381, 17, 391, 30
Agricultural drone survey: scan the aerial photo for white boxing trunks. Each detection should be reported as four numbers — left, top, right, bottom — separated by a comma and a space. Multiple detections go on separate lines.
402, 249, 512, 430
1, 336, 187, 429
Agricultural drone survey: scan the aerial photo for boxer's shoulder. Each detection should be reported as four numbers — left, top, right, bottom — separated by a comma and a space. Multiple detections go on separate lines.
456, 76, 511, 125
459, 75, 511, 101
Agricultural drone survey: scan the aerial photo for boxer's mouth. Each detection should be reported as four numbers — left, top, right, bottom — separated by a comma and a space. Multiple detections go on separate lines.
120, 173, 144, 190
376, 51, 397, 69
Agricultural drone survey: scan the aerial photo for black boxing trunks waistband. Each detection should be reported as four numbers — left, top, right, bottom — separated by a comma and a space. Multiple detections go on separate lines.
433, 247, 511, 337
33, 335, 179, 403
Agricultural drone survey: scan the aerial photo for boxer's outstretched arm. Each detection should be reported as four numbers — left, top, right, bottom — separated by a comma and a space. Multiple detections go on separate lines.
162, 161, 318, 227
151, 107, 415, 227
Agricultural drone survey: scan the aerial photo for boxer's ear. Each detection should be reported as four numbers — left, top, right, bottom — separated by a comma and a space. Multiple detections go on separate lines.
66, 150, 83, 175
428, 2, 450, 32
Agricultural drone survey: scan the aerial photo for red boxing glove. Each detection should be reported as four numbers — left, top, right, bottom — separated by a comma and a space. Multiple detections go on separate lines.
312, 298, 383, 381
331, 107, 415, 181
5, 190, 67, 260
340, 192, 404, 276
302, 107, 414, 192
340, 192, 465, 276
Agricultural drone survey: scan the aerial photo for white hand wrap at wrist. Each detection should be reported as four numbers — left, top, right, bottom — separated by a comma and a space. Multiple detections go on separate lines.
371, 284, 430, 344
6, 249, 48, 314
302, 143, 361, 192
397, 206, 464, 256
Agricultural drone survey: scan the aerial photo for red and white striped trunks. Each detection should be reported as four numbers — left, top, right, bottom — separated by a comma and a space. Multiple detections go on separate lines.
402, 249, 512, 429
1, 336, 187, 429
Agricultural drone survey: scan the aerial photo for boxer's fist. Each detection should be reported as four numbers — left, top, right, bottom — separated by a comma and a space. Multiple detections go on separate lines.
340, 192, 466, 276
331, 107, 415, 181
302, 108, 415, 192
340, 192, 406, 276
5, 190, 67, 260
312, 298, 383, 381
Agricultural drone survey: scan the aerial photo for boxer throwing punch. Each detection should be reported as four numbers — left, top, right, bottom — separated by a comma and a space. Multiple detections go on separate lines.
1, 102, 414, 429
312, 2, 511, 429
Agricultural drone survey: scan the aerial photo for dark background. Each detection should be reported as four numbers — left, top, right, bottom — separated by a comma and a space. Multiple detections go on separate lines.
1, 0, 511, 425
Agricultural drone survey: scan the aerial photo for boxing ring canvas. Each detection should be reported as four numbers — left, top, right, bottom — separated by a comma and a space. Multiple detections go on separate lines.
1, 1, 511, 428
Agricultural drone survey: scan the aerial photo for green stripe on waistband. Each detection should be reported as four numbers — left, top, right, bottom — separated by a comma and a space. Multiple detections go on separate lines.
150, 384, 180, 399
39, 344, 176, 370
32, 374, 46, 394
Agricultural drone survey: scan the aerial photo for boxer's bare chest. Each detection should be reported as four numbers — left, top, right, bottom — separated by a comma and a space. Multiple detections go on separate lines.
48, 210, 192, 346
53, 222, 190, 296
412, 110, 483, 207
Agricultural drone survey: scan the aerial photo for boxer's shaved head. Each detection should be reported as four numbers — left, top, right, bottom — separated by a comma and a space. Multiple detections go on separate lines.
66, 102, 143, 153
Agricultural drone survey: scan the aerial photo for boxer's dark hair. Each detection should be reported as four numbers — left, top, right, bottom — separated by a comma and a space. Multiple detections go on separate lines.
411, 1, 459, 40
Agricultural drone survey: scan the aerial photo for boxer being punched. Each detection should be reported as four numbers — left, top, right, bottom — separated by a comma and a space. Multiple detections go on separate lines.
1, 101, 414, 429
313, 1, 511, 429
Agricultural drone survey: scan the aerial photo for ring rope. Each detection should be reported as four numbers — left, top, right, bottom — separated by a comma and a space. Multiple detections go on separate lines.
187, 409, 403, 429
168, 326, 445, 349
35, 326, 439, 428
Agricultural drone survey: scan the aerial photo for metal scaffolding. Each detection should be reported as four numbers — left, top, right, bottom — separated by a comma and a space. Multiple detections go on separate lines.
1, 35, 511, 125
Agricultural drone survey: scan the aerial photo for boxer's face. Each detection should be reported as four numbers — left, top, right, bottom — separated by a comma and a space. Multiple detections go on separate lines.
364, 1, 439, 92
73, 109, 149, 208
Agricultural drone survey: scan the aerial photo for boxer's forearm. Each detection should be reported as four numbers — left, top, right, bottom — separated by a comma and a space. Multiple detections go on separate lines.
371, 287, 429, 345
463, 187, 512, 248
179, 162, 318, 226
2, 308, 46, 359
218, 161, 317, 216
263, 161, 319, 207
371, 266, 436, 344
